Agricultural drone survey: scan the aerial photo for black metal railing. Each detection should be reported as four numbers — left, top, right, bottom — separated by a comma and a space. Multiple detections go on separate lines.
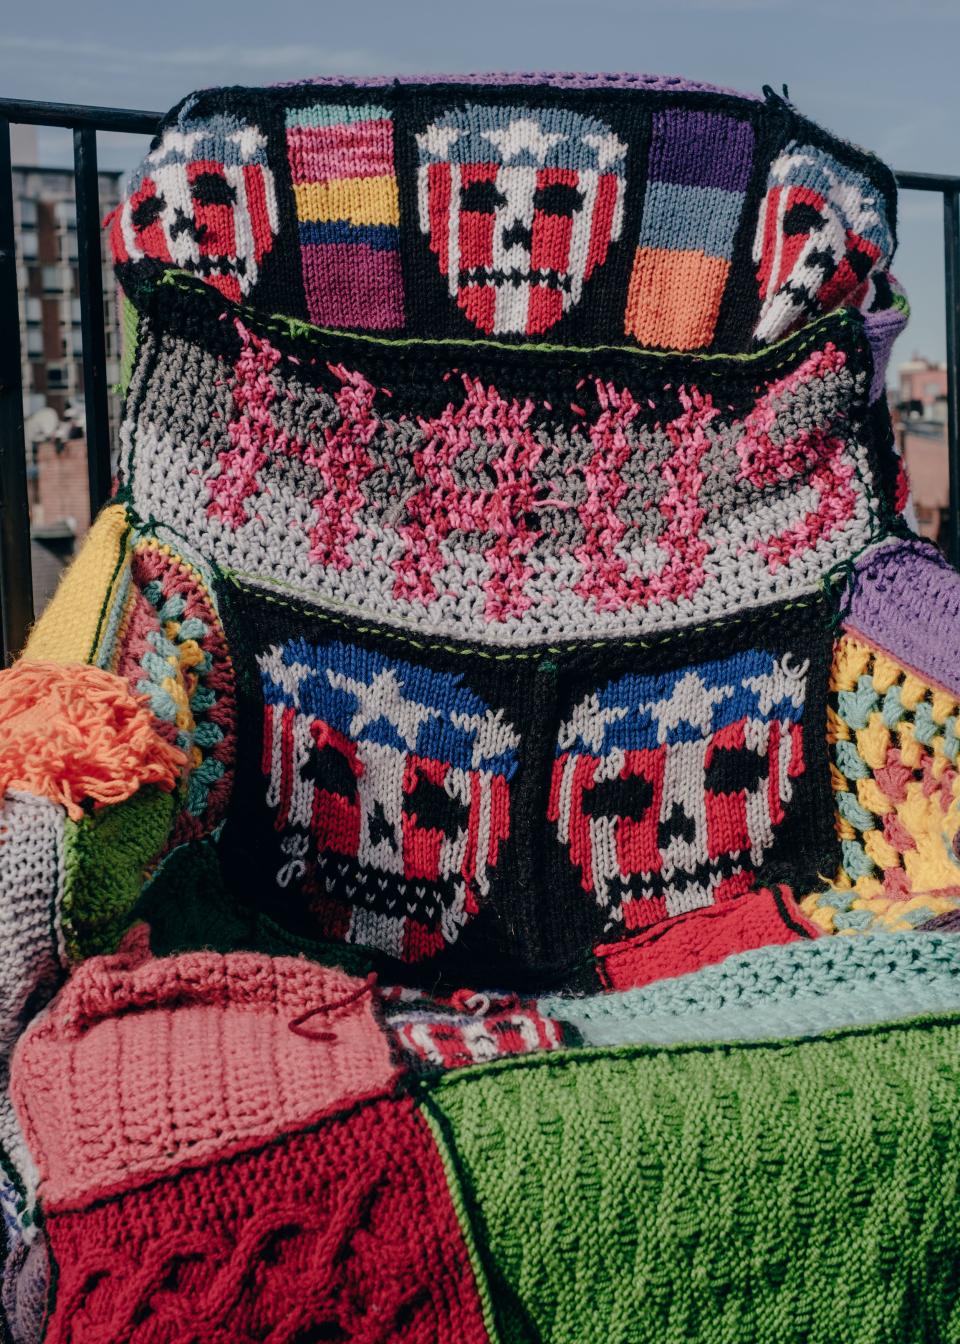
0, 97, 958, 665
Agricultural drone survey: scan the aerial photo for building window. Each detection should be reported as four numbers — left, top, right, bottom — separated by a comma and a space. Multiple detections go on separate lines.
46, 364, 67, 387
42, 266, 66, 293
19, 230, 38, 261
25, 328, 43, 358
17, 199, 37, 228
70, 298, 82, 324
25, 297, 42, 323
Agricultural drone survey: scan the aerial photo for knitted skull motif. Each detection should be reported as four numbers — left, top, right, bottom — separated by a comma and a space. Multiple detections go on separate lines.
258, 641, 520, 963
753, 142, 892, 344
112, 114, 279, 302
416, 104, 627, 335
549, 652, 808, 931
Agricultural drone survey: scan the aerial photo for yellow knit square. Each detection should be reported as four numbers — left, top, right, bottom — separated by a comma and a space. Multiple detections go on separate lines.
293, 176, 400, 227
23, 505, 130, 665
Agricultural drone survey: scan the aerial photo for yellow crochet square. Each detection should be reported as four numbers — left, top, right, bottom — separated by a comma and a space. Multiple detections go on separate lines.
800, 633, 960, 934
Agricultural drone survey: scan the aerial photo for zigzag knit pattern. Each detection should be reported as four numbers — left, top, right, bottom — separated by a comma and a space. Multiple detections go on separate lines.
425, 1016, 960, 1344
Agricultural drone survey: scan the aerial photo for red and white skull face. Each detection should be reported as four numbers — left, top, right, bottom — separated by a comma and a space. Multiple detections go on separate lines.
753, 143, 892, 344
417, 105, 627, 336
112, 115, 279, 303
548, 653, 808, 932
259, 640, 519, 965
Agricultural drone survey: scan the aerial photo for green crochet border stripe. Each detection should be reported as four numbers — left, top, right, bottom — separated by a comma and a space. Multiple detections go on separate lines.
153, 268, 870, 368
422, 1013, 960, 1344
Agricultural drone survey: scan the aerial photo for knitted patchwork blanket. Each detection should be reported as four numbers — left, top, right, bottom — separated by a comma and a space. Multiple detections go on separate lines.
1, 71, 959, 1343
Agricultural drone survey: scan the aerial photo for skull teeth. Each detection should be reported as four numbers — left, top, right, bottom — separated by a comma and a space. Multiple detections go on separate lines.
318, 860, 450, 925
458, 266, 572, 293
603, 853, 748, 910
183, 255, 247, 279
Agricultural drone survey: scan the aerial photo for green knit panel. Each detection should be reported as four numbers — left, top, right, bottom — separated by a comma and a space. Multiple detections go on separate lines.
425, 1020, 960, 1344
62, 785, 177, 959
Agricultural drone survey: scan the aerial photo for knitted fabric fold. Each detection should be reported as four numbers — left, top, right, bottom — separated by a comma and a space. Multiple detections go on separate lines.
9, 946, 498, 1341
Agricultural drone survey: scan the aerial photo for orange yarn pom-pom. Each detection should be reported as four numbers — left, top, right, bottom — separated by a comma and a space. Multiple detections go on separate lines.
0, 661, 187, 821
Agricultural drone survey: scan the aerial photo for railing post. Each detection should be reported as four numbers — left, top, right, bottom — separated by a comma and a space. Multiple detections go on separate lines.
0, 118, 33, 662
944, 186, 960, 569
73, 125, 113, 512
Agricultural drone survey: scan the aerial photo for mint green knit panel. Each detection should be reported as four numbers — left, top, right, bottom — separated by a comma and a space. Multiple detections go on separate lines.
425, 1019, 960, 1344
537, 933, 960, 1046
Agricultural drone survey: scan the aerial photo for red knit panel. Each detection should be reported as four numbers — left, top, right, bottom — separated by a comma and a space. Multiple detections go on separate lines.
596, 884, 819, 990
43, 1097, 491, 1344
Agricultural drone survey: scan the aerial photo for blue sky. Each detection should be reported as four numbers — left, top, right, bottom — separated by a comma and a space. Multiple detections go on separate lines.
4, 0, 957, 365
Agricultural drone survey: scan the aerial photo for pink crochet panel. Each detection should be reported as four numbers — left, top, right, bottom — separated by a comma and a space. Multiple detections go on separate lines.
11, 944, 399, 1209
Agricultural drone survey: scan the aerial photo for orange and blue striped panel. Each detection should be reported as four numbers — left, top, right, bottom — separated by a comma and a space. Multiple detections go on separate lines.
625, 110, 754, 350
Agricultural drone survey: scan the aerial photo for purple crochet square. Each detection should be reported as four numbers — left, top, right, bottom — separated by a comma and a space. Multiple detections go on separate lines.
846, 541, 960, 697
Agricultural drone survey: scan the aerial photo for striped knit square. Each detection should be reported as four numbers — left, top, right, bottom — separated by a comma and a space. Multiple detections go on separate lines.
285, 103, 404, 330
625, 110, 754, 349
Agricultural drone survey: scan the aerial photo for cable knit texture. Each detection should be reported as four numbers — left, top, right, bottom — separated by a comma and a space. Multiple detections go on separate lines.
40, 1097, 493, 1344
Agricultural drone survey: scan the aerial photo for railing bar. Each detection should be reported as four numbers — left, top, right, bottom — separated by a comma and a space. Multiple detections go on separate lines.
0, 117, 34, 663
944, 187, 960, 569
895, 170, 960, 193
73, 126, 112, 513
0, 98, 161, 136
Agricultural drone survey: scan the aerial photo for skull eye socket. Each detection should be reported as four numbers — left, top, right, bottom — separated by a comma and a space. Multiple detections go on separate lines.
533, 183, 584, 218
191, 172, 236, 208
783, 201, 824, 237
302, 741, 358, 800
705, 743, 767, 796
582, 770, 655, 821
406, 770, 466, 835
461, 179, 507, 214
131, 194, 164, 231
846, 244, 874, 282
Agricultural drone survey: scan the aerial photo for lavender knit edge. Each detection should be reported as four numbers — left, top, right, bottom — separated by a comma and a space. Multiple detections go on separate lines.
268, 70, 762, 98
844, 538, 960, 696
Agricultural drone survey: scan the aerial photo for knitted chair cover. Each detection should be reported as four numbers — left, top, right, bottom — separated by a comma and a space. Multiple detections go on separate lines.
2, 72, 960, 1343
